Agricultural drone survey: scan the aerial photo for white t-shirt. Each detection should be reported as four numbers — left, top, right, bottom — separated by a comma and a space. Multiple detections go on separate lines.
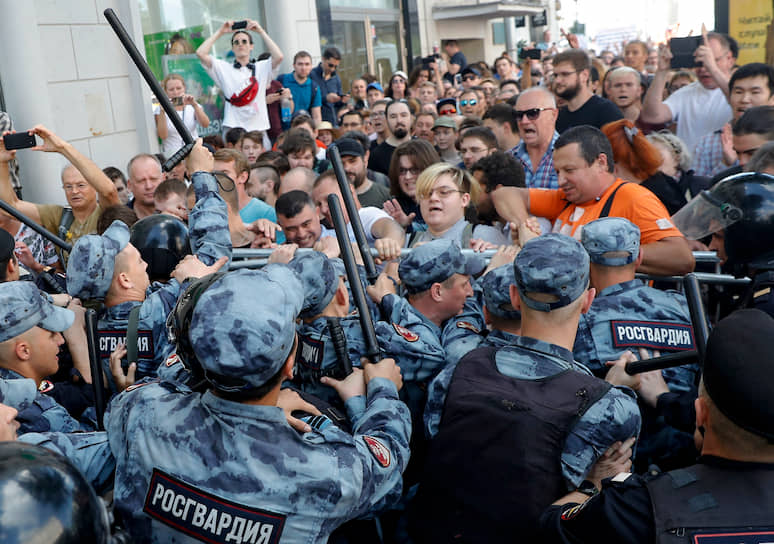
206, 57, 273, 131
664, 81, 732, 152
320, 206, 391, 245
153, 104, 200, 157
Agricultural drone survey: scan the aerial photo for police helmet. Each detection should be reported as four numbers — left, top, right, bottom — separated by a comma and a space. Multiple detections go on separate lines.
0, 442, 111, 543
672, 172, 774, 266
129, 214, 191, 281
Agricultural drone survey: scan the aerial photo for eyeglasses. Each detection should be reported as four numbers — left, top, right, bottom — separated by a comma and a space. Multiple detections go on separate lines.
460, 99, 478, 107
514, 107, 554, 120
462, 75, 478, 81
326, 62, 339, 69
62, 183, 88, 193
232, 39, 250, 45
424, 186, 464, 199
399, 167, 421, 176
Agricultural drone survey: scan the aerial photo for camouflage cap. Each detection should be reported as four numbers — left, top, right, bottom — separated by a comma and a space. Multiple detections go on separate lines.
0, 281, 74, 343
66, 220, 130, 301
581, 217, 640, 266
288, 251, 341, 318
399, 239, 468, 294
189, 266, 304, 389
513, 233, 589, 312
481, 264, 521, 320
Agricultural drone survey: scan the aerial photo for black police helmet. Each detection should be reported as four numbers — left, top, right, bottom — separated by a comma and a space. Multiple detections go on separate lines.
0, 442, 110, 543
129, 214, 191, 281
713, 173, 774, 266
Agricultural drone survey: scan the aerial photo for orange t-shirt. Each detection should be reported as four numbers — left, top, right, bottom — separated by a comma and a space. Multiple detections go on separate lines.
529, 179, 683, 243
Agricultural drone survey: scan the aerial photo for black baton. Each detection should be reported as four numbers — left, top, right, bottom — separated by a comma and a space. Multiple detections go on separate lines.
328, 194, 381, 364
85, 309, 107, 431
104, 8, 194, 172
326, 144, 379, 284
0, 199, 71, 252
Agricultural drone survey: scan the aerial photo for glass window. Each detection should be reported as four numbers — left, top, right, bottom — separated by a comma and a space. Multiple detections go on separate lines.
137, 0, 266, 138
330, 0, 398, 8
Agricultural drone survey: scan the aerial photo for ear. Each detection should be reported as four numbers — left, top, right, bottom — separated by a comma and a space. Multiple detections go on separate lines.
6, 257, 17, 278
430, 282, 444, 302
597, 152, 610, 172
282, 336, 297, 380
14, 339, 30, 361
509, 284, 522, 311
335, 280, 349, 306
695, 396, 708, 430
580, 287, 596, 314
116, 270, 134, 290
460, 191, 471, 207
635, 249, 644, 268
237, 171, 249, 187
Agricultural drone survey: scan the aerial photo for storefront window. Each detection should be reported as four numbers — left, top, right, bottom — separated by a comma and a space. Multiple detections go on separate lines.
330, 0, 398, 8
138, 0, 265, 137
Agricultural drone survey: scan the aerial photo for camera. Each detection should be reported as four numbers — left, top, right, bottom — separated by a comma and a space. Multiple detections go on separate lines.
171, 96, 184, 106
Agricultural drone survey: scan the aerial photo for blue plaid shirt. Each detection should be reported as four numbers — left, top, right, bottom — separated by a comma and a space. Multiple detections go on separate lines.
691, 127, 736, 177
511, 131, 560, 189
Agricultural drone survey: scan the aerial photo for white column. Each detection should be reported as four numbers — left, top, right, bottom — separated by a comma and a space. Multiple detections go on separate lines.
0, 2, 62, 203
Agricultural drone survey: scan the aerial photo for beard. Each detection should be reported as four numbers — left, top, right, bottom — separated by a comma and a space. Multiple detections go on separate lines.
555, 81, 580, 100
393, 127, 408, 139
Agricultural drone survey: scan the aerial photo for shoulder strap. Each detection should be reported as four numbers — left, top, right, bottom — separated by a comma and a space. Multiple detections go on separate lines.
126, 305, 142, 365
309, 80, 318, 110
56, 208, 75, 262
599, 182, 629, 218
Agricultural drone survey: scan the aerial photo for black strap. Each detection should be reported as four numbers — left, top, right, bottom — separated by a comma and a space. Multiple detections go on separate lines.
599, 182, 629, 218
56, 207, 75, 262
126, 305, 141, 366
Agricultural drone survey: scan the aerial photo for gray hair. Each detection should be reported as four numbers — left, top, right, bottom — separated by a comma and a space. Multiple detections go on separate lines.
646, 131, 691, 172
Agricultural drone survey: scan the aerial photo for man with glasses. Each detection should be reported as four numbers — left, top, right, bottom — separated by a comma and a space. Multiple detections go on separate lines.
553, 49, 623, 133
196, 20, 283, 133
0, 125, 118, 265
511, 87, 560, 189
459, 90, 485, 118
641, 31, 736, 151
460, 66, 482, 90
310, 47, 345, 127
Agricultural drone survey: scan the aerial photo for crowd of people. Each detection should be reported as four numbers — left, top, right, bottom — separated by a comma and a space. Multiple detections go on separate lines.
1, 17, 774, 543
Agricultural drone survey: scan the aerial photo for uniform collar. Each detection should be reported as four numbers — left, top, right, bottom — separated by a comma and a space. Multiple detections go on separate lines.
597, 278, 644, 298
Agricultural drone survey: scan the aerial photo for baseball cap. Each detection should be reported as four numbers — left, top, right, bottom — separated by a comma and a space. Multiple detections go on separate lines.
703, 309, 774, 440
480, 264, 521, 320
0, 281, 74, 343
581, 217, 640, 266
513, 233, 590, 312
392, 71, 408, 81
399, 239, 480, 294
288, 251, 341, 318
461, 66, 482, 78
333, 137, 365, 158
366, 82, 384, 93
436, 98, 458, 116
66, 220, 130, 301
188, 266, 304, 390
432, 116, 457, 131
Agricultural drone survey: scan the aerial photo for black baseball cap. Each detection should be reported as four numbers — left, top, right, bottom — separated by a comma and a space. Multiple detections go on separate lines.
703, 308, 774, 440
334, 137, 365, 158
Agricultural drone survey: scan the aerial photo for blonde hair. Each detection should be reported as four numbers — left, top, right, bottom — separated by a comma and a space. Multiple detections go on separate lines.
415, 162, 481, 203
162, 73, 186, 92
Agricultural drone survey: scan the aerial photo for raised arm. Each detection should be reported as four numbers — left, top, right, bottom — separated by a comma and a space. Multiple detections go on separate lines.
196, 21, 232, 70
30, 125, 119, 208
639, 45, 674, 125
247, 20, 284, 69
0, 132, 42, 223
490, 186, 530, 225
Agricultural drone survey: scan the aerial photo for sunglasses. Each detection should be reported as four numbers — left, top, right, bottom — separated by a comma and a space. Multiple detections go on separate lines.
232, 39, 250, 45
462, 75, 477, 81
514, 107, 553, 120
439, 107, 457, 115
460, 99, 478, 107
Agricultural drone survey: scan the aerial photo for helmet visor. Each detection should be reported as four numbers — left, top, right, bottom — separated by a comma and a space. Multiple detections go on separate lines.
672, 190, 743, 240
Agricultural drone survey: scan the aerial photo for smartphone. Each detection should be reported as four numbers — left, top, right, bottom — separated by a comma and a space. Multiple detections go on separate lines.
670, 36, 703, 69
519, 48, 542, 60
3, 132, 36, 151
232, 20, 247, 30
454, 73, 462, 86
171, 96, 184, 106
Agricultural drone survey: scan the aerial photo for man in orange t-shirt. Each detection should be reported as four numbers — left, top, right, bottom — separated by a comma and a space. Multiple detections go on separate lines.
493, 125, 694, 276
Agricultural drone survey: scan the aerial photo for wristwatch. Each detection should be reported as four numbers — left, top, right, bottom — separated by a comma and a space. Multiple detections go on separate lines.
576, 479, 599, 497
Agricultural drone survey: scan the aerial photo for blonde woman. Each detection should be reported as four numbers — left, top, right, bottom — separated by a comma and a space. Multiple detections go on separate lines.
411, 162, 508, 248
155, 74, 210, 157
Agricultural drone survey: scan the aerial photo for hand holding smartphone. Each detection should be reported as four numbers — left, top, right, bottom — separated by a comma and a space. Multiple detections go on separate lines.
669, 36, 703, 69
232, 20, 248, 30
3, 132, 36, 151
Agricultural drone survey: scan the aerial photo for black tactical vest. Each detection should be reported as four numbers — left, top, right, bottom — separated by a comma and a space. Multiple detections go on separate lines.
647, 458, 774, 543
411, 346, 611, 543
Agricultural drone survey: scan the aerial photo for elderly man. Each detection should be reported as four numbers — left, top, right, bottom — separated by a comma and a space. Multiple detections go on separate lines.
126, 154, 165, 219
0, 125, 119, 263
493, 125, 695, 277
640, 32, 736, 151
510, 87, 560, 189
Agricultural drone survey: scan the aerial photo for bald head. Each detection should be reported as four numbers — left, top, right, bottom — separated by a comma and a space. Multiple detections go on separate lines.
279, 167, 316, 196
